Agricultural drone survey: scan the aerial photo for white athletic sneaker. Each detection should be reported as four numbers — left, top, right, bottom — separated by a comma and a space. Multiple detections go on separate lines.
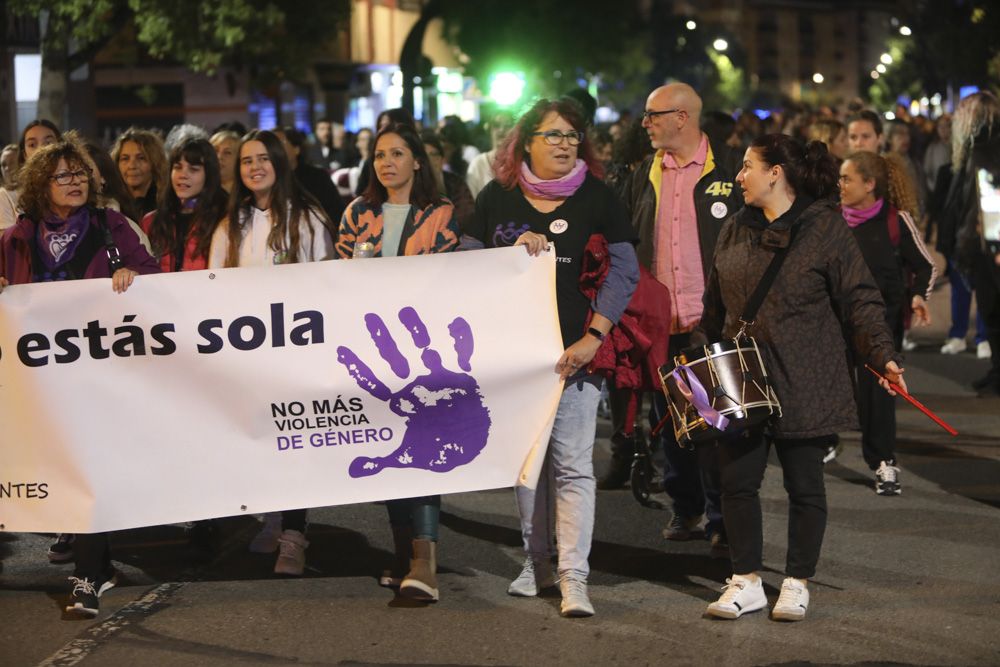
940, 337, 968, 354
507, 557, 557, 597
559, 577, 595, 617
978, 341, 992, 359
772, 577, 810, 621
875, 460, 902, 496
902, 334, 918, 352
706, 575, 767, 619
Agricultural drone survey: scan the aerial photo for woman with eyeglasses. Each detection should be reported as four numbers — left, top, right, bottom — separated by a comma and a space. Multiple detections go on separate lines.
462, 97, 639, 618
0, 134, 159, 617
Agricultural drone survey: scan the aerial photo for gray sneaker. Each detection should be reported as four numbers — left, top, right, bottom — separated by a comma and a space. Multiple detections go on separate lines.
662, 513, 702, 541
559, 577, 595, 617
249, 512, 283, 553
273, 529, 309, 576
507, 557, 557, 597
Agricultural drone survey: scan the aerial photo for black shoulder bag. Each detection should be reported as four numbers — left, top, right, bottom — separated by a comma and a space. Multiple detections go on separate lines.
94, 207, 125, 274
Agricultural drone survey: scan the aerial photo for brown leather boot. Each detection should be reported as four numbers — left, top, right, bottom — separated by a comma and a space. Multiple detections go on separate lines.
379, 525, 412, 588
399, 538, 438, 601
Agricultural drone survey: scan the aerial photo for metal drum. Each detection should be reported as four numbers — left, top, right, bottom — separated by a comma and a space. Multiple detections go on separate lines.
659, 337, 781, 447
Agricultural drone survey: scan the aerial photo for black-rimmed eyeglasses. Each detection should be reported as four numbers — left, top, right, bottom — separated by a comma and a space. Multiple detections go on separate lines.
642, 108, 682, 121
49, 169, 89, 185
531, 130, 584, 146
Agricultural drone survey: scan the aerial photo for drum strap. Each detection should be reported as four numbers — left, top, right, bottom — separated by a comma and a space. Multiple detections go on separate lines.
739, 223, 800, 330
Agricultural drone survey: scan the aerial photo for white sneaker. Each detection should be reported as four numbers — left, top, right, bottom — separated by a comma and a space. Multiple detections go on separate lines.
249, 512, 283, 553
706, 575, 767, 619
507, 557, 557, 597
978, 341, 992, 359
902, 334, 918, 352
559, 577, 595, 617
875, 460, 902, 496
821, 442, 842, 464
273, 529, 309, 576
940, 337, 968, 354
772, 577, 810, 621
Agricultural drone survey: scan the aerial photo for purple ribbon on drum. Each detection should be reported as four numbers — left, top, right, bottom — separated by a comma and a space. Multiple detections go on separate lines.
670, 364, 730, 432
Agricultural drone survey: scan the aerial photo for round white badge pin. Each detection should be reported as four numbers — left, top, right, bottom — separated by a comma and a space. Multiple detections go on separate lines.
549, 219, 569, 234
711, 202, 729, 219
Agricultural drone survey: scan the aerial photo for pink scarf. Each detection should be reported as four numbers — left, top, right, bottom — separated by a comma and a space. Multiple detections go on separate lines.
841, 198, 884, 228
518, 159, 588, 199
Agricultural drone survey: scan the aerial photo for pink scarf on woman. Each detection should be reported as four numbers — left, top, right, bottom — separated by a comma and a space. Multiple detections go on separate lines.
518, 159, 588, 200
841, 198, 884, 228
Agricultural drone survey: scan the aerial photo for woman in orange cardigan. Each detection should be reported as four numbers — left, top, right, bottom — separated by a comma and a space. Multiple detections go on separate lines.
336, 122, 459, 603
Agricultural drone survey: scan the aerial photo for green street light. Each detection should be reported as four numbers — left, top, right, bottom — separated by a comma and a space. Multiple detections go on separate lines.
489, 71, 526, 107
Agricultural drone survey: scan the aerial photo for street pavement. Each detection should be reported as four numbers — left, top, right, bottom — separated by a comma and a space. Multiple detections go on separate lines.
1, 277, 999, 667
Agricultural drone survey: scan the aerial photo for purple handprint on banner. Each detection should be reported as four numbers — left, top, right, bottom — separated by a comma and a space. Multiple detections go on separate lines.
337, 307, 492, 478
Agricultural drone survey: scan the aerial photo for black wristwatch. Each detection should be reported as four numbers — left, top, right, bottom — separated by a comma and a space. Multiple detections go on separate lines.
587, 327, 606, 342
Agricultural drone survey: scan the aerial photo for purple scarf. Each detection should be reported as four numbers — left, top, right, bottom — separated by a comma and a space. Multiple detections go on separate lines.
842, 198, 884, 228
36, 207, 90, 272
518, 159, 588, 199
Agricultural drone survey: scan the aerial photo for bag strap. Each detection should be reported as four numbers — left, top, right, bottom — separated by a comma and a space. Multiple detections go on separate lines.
738, 222, 800, 332
94, 208, 124, 274
887, 207, 900, 248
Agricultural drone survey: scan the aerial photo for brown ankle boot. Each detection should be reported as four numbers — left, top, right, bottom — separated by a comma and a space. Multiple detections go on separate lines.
400, 538, 438, 601
379, 525, 412, 588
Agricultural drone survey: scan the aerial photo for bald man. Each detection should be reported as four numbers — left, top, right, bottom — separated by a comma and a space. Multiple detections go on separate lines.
618, 83, 743, 554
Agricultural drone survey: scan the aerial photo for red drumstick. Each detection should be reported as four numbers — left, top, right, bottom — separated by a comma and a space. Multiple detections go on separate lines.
864, 364, 958, 436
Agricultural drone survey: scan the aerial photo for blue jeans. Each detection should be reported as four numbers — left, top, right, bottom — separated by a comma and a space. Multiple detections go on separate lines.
948, 262, 988, 343
515, 380, 601, 581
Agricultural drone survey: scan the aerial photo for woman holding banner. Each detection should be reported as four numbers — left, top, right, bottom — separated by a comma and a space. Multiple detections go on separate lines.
208, 129, 334, 576
0, 134, 159, 617
336, 122, 459, 602
462, 97, 639, 618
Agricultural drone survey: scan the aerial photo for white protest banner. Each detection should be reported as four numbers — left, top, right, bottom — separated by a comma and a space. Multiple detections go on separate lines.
0, 247, 564, 533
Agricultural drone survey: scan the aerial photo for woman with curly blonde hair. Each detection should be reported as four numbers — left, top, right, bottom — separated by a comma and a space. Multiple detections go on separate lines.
838, 150, 937, 495
111, 127, 168, 216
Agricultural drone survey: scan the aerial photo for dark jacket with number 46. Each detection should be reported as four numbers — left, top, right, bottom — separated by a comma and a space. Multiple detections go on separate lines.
621, 137, 744, 279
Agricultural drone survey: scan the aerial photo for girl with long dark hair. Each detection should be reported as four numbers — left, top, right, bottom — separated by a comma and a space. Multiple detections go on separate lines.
208, 129, 333, 576
142, 138, 228, 272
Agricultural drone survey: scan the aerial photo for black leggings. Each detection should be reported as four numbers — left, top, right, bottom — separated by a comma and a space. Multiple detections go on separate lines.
73, 533, 112, 579
718, 430, 832, 579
